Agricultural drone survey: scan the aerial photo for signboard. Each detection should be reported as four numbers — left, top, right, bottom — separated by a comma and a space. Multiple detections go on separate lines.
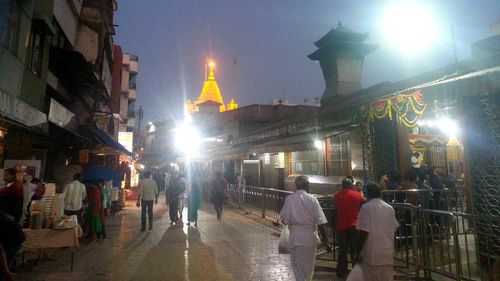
118, 132, 134, 153
0, 90, 46, 126
48, 99, 75, 127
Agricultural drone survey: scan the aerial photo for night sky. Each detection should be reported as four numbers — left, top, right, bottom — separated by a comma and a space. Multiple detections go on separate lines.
114, 1, 500, 123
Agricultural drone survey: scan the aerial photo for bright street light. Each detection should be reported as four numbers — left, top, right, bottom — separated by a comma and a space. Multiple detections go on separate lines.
381, 1, 438, 54
314, 139, 322, 150
174, 117, 201, 156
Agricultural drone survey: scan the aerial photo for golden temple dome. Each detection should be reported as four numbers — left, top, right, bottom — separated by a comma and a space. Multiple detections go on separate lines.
227, 98, 238, 111
185, 61, 238, 113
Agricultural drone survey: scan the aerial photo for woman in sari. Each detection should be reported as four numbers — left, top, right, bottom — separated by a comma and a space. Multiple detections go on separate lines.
87, 182, 103, 241
187, 170, 202, 227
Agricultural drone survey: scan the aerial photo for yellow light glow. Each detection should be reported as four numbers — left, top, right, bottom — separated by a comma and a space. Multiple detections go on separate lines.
208, 61, 215, 68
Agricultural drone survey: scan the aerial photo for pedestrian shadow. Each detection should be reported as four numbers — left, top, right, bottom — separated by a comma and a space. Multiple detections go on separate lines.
129, 225, 234, 281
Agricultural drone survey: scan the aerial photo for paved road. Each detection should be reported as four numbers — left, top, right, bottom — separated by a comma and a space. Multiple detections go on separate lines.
16, 199, 337, 281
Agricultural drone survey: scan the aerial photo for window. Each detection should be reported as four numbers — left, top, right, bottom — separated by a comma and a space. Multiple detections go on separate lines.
291, 150, 324, 176
0, 0, 21, 54
327, 133, 351, 176
51, 18, 71, 49
28, 28, 44, 77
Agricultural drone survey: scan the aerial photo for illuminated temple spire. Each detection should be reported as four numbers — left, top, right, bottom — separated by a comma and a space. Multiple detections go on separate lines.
185, 60, 238, 113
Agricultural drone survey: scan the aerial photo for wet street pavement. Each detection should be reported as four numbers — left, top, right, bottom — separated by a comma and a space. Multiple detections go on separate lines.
16, 198, 337, 281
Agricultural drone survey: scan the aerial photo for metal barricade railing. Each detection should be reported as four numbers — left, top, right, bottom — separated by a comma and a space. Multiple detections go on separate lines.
225, 184, 292, 223
390, 203, 421, 276
204, 183, 494, 280
416, 209, 494, 281
382, 189, 467, 213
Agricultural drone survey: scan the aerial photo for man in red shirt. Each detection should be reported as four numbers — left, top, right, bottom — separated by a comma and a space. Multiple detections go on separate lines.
333, 178, 365, 278
0, 168, 24, 223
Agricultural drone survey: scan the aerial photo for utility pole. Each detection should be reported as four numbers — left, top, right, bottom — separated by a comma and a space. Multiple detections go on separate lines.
137, 105, 144, 133
450, 24, 459, 65
136, 105, 144, 150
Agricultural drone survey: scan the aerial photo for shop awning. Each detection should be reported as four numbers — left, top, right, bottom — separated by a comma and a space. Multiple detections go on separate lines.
80, 124, 134, 157
203, 144, 251, 160
252, 134, 316, 154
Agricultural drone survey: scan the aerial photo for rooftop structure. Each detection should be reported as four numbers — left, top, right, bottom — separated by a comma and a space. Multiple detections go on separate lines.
308, 22, 377, 106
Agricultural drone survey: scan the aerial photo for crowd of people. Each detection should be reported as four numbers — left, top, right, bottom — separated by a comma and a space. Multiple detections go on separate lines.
281, 175, 399, 281
0, 161, 462, 281
135, 166, 226, 231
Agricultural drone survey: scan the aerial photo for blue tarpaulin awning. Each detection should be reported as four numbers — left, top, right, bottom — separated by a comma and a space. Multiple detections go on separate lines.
81, 124, 134, 157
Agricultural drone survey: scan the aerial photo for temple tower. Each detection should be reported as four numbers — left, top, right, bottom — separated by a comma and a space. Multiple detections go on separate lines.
308, 23, 377, 106
185, 61, 238, 113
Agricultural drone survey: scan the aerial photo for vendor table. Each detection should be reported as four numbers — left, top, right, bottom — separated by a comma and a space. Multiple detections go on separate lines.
22, 226, 80, 271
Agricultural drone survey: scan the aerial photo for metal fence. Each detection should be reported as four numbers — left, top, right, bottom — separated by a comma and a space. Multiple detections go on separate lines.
209, 184, 497, 280
381, 189, 468, 213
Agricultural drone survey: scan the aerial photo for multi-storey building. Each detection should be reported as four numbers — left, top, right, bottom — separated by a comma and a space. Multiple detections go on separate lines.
0, 0, 55, 180
0, 0, 129, 187
111, 45, 139, 154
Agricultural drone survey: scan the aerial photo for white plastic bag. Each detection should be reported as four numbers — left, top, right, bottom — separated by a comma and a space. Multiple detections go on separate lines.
278, 224, 291, 254
346, 263, 364, 281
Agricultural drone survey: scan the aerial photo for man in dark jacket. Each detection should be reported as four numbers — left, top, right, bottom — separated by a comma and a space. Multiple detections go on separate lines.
0, 168, 23, 223
0, 211, 25, 280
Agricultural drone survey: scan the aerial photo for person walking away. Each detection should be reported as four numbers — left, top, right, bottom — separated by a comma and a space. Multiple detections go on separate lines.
428, 167, 444, 209
98, 181, 109, 239
235, 172, 246, 207
167, 172, 185, 225
334, 178, 366, 278
63, 173, 87, 225
0, 211, 25, 281
87, 182, 103, 241
0, 168, 24, 223
137, 171, 158, 231
349, 183, 399, 281
152, 168, 165, 193
178, 172, 187, 223
212, 172, 228, 220
280, 175, 332, 281
164, 171, 172, 203
187, 170, 202, 227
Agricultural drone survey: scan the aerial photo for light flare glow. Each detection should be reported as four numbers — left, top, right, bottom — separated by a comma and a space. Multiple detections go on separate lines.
174, 117, 201, 156
382, 1, 438, 54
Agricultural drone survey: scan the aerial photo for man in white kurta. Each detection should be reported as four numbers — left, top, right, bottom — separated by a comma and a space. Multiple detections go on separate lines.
280, 176, 331, 281
351, 183, 399, 281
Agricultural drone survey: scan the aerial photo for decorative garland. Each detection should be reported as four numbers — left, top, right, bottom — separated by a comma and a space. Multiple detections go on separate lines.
367, 91, 427, 128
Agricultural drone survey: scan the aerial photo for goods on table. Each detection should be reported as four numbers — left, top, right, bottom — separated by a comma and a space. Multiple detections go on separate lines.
53, 215, 78, 230
29, 211, 44, 229
50, 193, 65, 218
